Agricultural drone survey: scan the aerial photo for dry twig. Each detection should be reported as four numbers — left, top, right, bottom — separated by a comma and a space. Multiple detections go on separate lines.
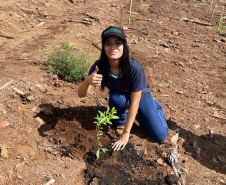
80, 13, 100, 22
62, 20, 91, 26
128, 0, 133, 25
182, 18, 212, 26
0, 80, 14, 90
209, 115, 226, 120
0, 34, 14, 39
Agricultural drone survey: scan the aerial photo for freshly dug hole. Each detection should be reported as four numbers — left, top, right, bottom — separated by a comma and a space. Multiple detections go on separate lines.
83, 142, 171, 185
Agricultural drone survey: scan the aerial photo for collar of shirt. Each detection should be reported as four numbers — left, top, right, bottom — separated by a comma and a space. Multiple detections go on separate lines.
107, 66, 123, 79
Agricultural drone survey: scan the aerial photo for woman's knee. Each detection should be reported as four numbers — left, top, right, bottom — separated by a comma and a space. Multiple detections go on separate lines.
109, 92, 128, 110
154, 130, 168, 141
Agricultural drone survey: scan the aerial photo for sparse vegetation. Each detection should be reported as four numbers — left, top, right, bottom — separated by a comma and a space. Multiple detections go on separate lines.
94, 107, 119, 159
37, 18, 42, 22
213, 24, 226, 33
131, 17, 136, 24
140, 4, 148, 13
47, 42, 92, 81
194, 0, 205, 3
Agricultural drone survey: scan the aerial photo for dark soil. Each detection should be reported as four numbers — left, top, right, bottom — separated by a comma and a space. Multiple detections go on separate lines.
83, 143, 170, 185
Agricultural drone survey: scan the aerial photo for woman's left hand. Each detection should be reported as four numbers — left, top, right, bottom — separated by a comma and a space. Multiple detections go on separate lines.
112, 132, 130, 151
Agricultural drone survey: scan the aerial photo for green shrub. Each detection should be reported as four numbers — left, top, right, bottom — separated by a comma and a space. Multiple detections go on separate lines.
48, 42, 92, 81
194, 0, 205, 3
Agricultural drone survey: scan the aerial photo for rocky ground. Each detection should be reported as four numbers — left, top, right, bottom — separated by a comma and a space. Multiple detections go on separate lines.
0, 0, 225, 184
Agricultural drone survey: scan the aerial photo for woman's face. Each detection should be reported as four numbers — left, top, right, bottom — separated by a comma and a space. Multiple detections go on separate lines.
104, 36, 123, 61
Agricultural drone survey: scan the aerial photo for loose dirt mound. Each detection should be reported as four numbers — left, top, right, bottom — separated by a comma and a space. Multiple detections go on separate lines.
0, 0, 225, 184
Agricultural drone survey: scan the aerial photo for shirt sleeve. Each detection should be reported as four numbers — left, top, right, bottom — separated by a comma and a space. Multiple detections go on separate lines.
130, 65, 147, 92
88, 60, 100, 75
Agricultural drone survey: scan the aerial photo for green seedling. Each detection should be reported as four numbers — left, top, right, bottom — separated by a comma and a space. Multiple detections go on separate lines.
131, 17, 135, 24
140, 4, 147, 13
37, 18, 42, 22
213, 24, 226, 33
94, 107, 119, 159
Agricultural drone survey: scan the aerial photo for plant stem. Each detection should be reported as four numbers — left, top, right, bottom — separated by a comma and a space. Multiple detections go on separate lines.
211, 3, 217, 19
128, 0, 132, 25
208, 0, 214, 13
218, 6, 225, 31
120, 8, 123, 28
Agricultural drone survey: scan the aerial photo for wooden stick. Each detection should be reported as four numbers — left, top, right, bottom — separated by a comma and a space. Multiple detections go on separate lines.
209, 114, 226, 120
63, 20, 91, 26
128, 0, 132, 25
91, 41, 101, 51
120, 8, 123, 28
0, 80, 14, 90
208, 0, 214, 13
0, 34, 14, 39
182, 18, 212, 26
211, 3, 217, 19
218, 6, 225, 31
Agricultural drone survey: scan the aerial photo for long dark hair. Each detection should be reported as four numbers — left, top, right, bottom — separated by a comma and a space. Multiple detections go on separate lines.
98, 41, 131, 91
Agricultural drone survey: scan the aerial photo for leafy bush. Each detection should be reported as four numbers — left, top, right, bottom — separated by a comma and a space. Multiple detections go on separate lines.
48, 42, 92, 81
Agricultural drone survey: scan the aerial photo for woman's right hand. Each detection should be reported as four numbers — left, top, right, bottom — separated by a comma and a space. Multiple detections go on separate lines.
85, 66, 102, 86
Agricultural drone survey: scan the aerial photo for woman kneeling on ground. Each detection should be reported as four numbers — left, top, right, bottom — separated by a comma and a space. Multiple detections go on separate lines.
78, 26, 168, 151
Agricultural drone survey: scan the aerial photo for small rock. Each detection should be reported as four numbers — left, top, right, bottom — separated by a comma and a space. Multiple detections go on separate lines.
0, 146, 9, 158
162, 152, 167, 158
157, 158, 164, 165
40, 107, 53, 115
54, 80, 63, 87
90, 177, 100, 185
59, 138, 65, 144
17, 174, 23, 179
172, 31, 179, 36
122, 26, 128, 30
159, 88, 165, 93
35, 117, 44, 125
221, 38, 225, 42
182, 109, 187, 114
26, 95, 35, 101
164, 48, 169, 53
165, 174, 179, 184
0, 104, 6, 114
0, 121, 10, 129
213, 111, 219, 117
170, 133, 179, 146
44, 179, 55, 185
35, 84, 46, 92
13, 88, 25, 96
16, 155, 21, 159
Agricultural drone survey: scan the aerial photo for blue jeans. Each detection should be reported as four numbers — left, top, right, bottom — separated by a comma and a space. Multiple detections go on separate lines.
109, 91, 168, 141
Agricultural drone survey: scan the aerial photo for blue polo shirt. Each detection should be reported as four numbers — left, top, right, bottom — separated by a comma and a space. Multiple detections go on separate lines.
88, 59, 149, 100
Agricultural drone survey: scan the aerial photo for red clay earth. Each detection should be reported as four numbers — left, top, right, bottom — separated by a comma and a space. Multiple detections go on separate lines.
0, 0, 225, 184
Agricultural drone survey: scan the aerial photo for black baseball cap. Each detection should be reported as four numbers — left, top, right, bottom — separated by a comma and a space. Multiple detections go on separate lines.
101, 26, 127, 45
